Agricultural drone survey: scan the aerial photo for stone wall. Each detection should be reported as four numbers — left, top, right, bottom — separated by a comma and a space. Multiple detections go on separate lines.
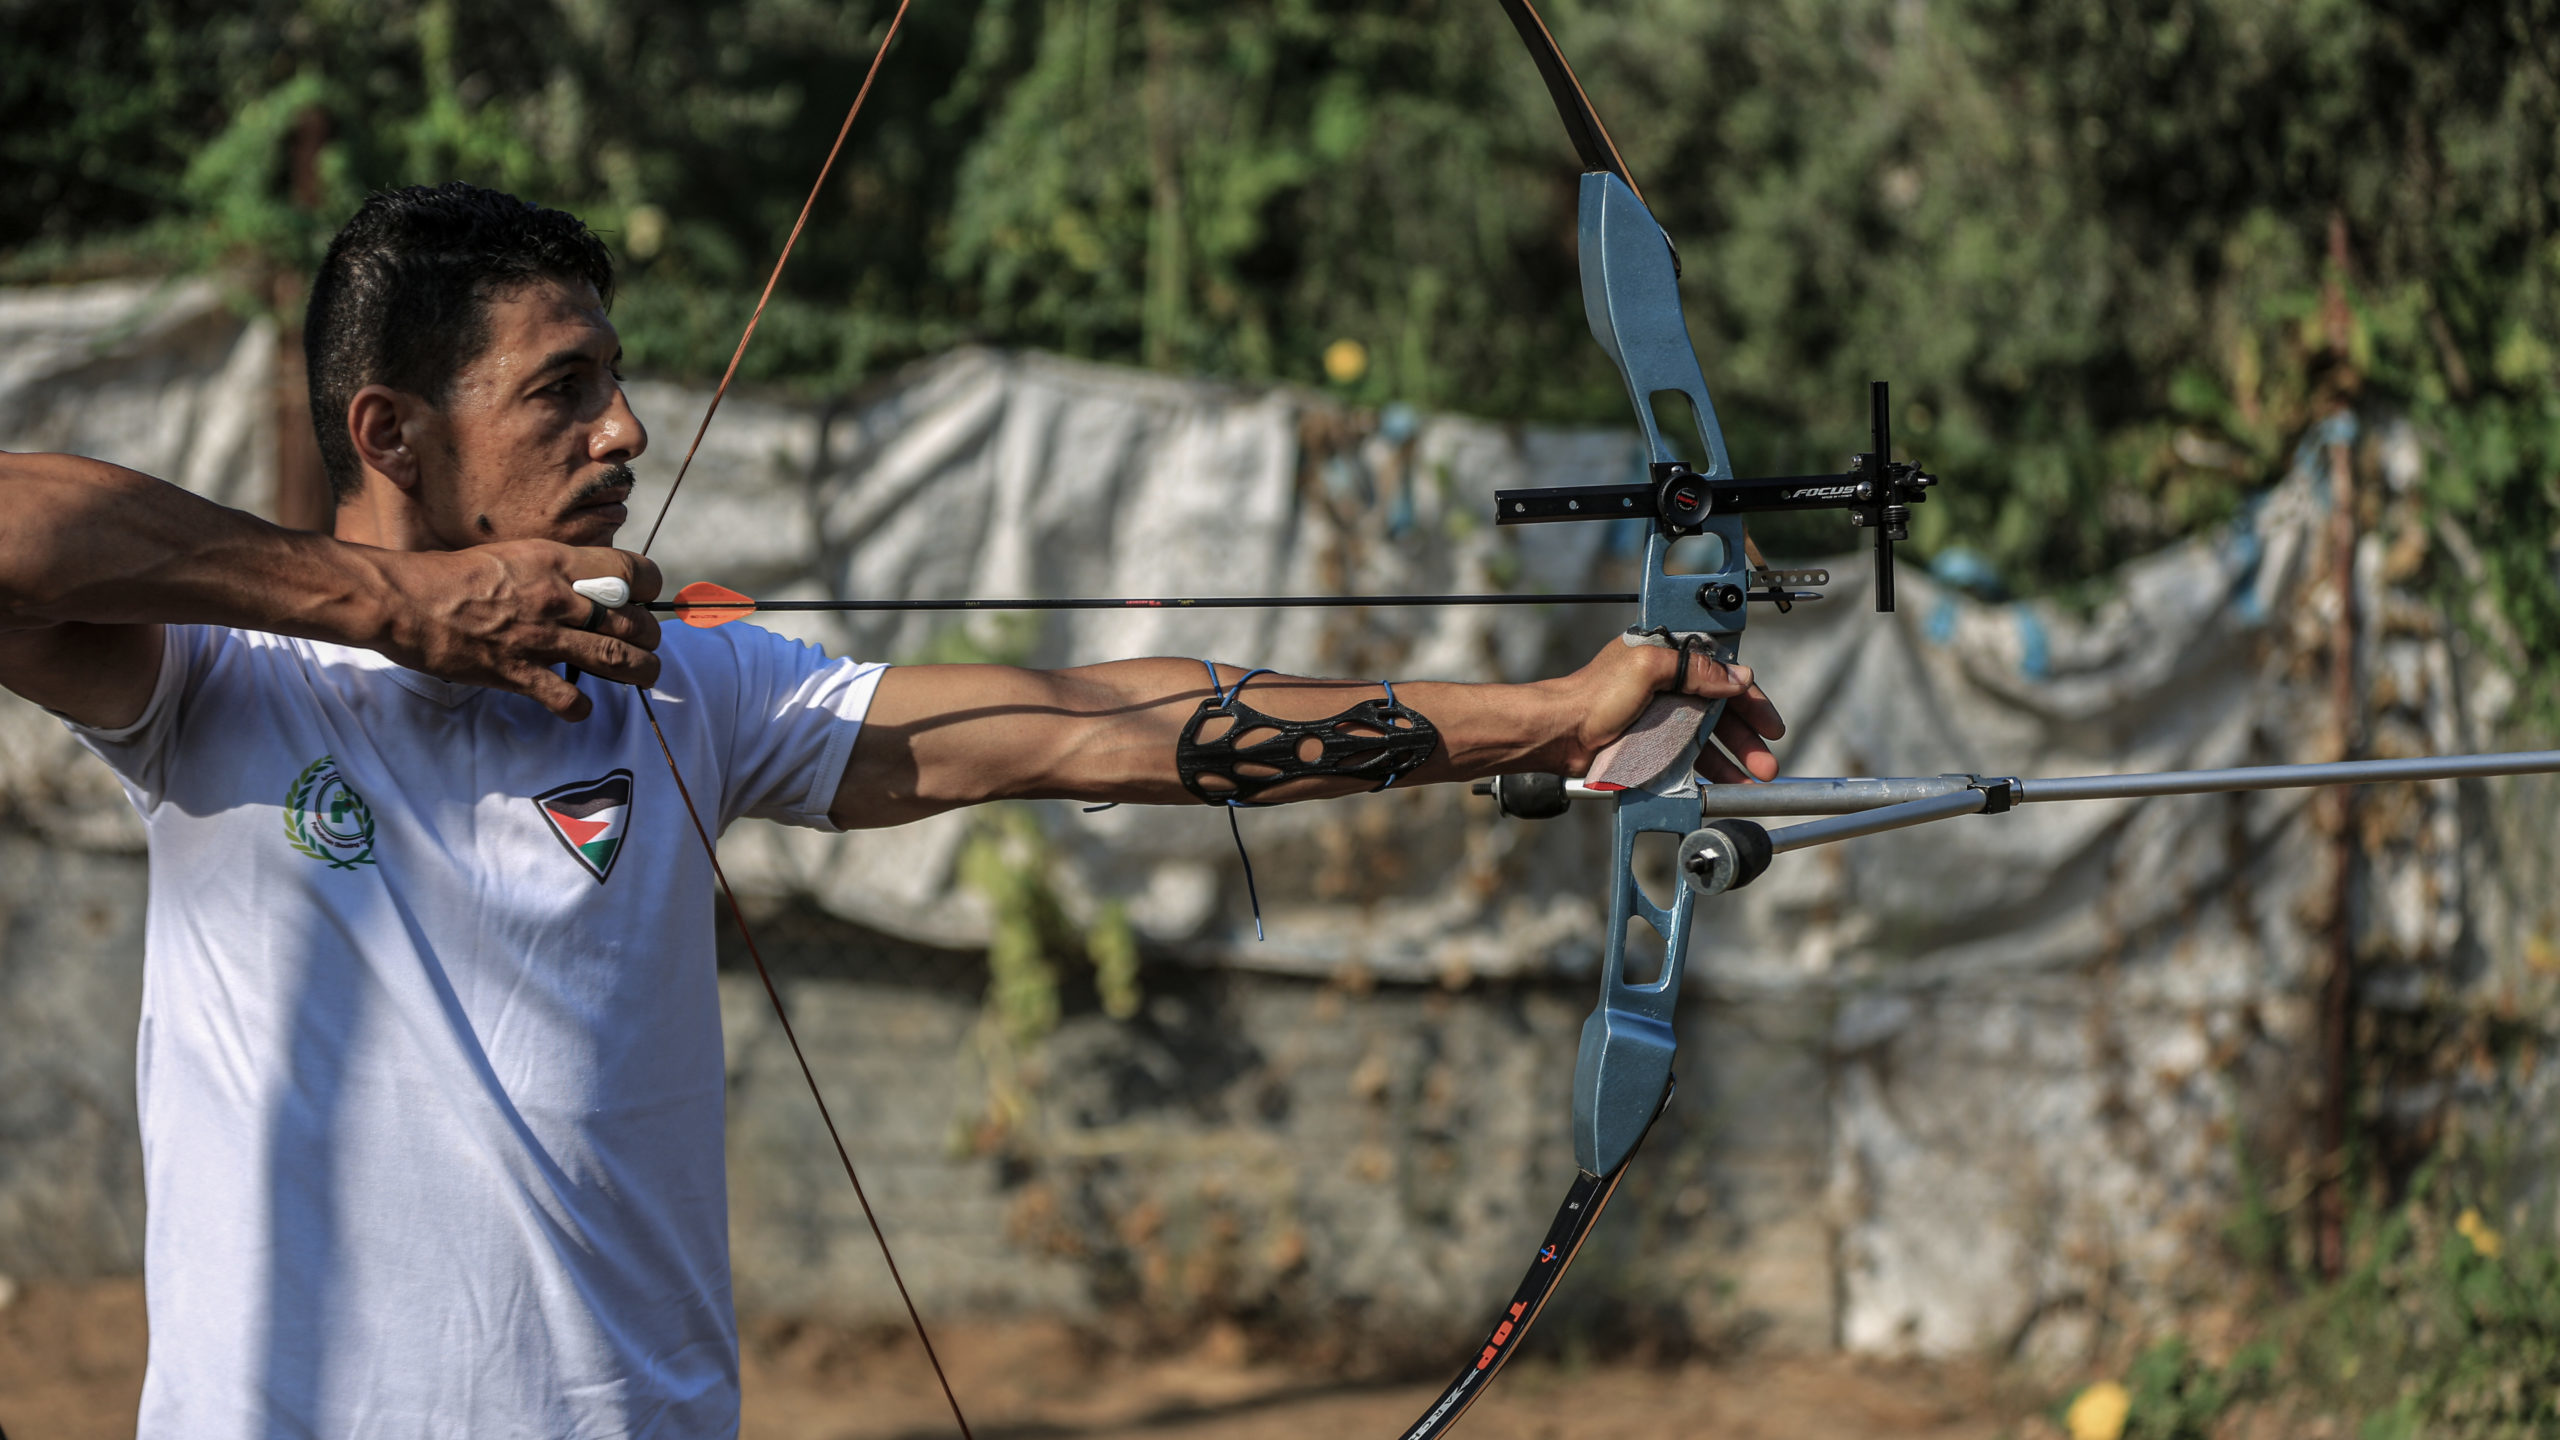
712, 906, 1838, 1360
0, 838, 148, 1282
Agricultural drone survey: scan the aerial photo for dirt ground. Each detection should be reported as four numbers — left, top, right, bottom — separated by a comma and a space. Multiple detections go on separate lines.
0, 1277, 2039, 1439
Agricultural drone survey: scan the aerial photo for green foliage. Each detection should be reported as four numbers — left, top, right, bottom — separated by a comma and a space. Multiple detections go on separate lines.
8, 0, 2560, 702
2120, 1337, 2274, 1439
2275, 1176, 2560, 1437
1085, 896, 1142, 1024
957, 806, 1141, 1040
939, 0, 1562, 403
961, 808, 1070, 1046
2125, 1163, 2560, 1437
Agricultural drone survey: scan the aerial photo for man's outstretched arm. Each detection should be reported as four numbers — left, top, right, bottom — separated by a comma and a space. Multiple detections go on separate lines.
0, 452, 662, 726
831, 646, 1784, 829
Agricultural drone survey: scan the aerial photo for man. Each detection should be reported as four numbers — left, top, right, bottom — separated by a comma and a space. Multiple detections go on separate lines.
0, 183, 1782, 1437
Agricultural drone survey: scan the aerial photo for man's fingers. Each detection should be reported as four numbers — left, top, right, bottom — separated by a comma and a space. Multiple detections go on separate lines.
620, 551, 663, 603
1669, 649, 1754, 698
1711, 659, 1754, 695
514, 664, 595, 722
1695, 741, 1755, 786
1661, 644, 1765, 706
555, 631, 662, 690
569, 547, 663, 604
1705, 705, 1781, 783
560, 602, 661, 686
385, 542, 668, 717
1717, 682, 1785, 744
1688, 678, 1784, 785
523, 549, 664, 712
1667, 650, 1784, 780
578, 598, 660, 654
547, 549, 662, 697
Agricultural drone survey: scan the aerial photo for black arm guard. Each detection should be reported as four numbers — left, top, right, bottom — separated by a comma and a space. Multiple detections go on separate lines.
1177, 685, 1440, 805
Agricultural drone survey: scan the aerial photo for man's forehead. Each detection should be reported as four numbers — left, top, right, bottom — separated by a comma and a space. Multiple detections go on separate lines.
476, 276, 615, 363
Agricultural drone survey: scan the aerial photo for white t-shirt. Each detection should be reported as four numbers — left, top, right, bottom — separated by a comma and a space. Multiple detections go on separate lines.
67, 621, 887, 1440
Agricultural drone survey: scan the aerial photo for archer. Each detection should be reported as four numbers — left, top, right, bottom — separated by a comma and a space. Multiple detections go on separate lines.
0, 181, 1783, 1437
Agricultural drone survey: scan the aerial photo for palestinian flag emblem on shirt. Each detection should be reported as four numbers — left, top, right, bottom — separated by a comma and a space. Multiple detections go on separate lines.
533, 770, 634, 883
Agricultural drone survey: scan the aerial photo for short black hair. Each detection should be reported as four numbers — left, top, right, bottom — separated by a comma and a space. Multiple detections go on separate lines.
303, 183, 615, 499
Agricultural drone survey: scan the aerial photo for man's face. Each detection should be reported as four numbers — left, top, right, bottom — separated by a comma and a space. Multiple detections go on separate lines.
410, 275, 647, 549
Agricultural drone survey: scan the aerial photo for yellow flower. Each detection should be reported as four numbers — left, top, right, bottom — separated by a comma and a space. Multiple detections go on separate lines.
1323, 338, 1370, 384
2457, 1207, 2504, 1259
2065, 1380, 2131, 1440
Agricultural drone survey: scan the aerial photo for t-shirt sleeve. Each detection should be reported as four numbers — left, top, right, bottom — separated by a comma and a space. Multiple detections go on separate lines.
59, 624, 220, 810
698, 623, 888, 831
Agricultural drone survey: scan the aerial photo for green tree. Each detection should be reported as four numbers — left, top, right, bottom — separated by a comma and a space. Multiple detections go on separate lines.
7, 0, 2559, 701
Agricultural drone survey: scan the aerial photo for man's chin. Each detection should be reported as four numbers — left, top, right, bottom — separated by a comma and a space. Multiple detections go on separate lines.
558, 505, 629, 546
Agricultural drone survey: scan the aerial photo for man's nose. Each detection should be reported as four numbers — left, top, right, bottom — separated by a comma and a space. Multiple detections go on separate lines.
593, 386, 648, 464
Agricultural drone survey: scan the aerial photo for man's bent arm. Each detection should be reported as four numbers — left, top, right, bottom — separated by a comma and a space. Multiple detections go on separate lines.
0, 453, 394, 725
0, 452, 659, 726
832, 647, 1784, 829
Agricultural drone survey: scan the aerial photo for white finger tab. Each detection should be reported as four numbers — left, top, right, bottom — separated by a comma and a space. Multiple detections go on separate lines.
573, 577, 632, 608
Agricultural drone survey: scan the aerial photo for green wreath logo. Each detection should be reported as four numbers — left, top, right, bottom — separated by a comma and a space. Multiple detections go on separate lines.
284, 755, 377, 870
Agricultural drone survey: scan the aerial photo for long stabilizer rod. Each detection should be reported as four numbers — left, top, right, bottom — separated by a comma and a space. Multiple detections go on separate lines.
1749, 749, 2560, 854
2016, 749, 2560, 800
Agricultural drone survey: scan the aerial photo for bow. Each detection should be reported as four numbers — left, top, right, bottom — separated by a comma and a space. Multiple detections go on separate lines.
607, 2, 2560, 1435
624, 4, 1900, 1436
1389, 4, 1939, 1430
1450, 17, 2560, 1435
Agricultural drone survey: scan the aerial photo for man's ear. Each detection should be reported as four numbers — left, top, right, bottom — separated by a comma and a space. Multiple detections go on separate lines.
346, 385, 428, 494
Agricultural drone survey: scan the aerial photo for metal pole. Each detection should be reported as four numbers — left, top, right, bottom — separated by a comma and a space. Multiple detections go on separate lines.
2013, 751, 2560, 802
1765, 789, 1990, 854
1692, 751, 2560, 820
1696, 776, 1975, 816
1724, 750, 2560, 859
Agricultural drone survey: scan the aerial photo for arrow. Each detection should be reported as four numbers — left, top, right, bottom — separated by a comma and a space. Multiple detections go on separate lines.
649, 579, 1651, 626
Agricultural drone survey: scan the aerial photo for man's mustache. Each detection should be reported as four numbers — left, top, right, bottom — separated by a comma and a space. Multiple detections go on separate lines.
570, 465, 639, 506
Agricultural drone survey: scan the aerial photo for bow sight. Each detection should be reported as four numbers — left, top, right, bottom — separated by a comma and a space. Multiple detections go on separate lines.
1494, 380, 1937, 611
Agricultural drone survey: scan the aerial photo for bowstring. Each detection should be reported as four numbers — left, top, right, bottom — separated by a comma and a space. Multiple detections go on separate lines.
639, 0, 916, 556
639, 693, 971, 1439
622, 5, 975, 1436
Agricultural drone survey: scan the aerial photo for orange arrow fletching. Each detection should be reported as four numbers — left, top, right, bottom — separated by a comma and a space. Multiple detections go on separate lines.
672, 581, 758, 627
